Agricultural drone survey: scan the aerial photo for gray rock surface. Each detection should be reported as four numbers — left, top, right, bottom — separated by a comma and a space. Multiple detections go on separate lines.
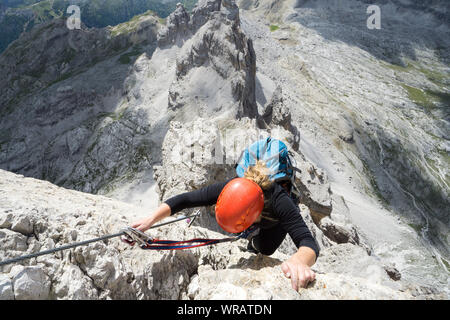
0, 273, 14, 300
10, 265, 51, 300
157, 3, 191, 47
0, 12, 162, 196
190, 0, 223, 31
168, 2, 257, 119
0, 0, 258, 196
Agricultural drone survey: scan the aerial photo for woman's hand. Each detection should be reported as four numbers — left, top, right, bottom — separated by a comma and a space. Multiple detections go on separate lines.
130, 203, 172, 232
281, 247, 317, 291
131, 216, 155, 232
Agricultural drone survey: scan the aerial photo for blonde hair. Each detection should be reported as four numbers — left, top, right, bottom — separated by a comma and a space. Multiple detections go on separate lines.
244, 160, 273, 190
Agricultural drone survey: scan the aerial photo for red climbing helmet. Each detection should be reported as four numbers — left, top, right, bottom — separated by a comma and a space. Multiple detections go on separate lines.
215, 178, 264, 233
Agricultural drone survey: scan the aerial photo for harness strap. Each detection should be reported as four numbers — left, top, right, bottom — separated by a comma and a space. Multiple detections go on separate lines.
141, 237, 236, 250
140, 225, 259, 250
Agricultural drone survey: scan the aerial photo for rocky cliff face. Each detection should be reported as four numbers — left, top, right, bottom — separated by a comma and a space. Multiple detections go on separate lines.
0, 0, 257, 195
237, 0, 450, 289
162, 0, 258, 119
0, 12, 163, 199
0, 0, 449, 299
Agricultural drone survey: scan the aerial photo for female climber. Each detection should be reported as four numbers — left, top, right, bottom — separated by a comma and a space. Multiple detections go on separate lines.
130, 157, 320, 291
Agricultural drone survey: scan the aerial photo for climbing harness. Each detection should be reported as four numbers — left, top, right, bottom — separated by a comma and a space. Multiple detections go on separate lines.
0, 210, 257, 267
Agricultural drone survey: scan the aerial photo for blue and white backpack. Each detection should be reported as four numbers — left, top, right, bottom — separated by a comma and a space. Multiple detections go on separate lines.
235, 137, 301, 203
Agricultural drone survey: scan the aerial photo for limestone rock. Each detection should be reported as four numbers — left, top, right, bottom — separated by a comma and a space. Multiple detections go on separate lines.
187, 274, 200, 299
157, 3, 191, 47
290, 151, 333, 220
0, 15, 160, 108
319, 217, 361, 246
190, 0, 222, 31
195, 257, 300, 299
10, 214, 34, 235
298, 272, 411, 300
0, 12, 162, 195
169, 2, 257, 120
313, 244, 393, 286
0, 229, 28, 252
260, 85, 300, 150
384, 264, 402, 282
194, 248, 412, 300
52, 264, 98, 300
337, 116, 354, 143
11, 266, 51, 300
0, 274, 14, 300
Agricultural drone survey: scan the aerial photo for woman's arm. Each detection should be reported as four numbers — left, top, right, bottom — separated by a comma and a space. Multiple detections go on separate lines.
130, 180, 231, 232
272, 186, 320, 290
273, 189, 320, 258
164, 180, 229, 215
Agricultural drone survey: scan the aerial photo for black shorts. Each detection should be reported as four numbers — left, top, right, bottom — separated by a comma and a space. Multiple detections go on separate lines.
250, 223, 287, 256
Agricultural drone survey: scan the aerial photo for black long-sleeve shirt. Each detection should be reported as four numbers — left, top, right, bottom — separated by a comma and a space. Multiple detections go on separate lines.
164, 179, 320, 257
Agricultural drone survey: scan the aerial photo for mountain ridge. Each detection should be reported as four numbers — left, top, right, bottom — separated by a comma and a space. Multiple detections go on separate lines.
0, 0, 199, 53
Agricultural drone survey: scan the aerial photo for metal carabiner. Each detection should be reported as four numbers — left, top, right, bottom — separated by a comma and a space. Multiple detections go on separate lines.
121, 227, 153, 247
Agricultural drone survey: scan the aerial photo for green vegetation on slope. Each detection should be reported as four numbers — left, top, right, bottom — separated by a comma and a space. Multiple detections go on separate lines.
383, 60, 449, 113
384, 60, 448, 89
269, 24, 279, 32
401, 84, 450, 113
118, 48, 143, 64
